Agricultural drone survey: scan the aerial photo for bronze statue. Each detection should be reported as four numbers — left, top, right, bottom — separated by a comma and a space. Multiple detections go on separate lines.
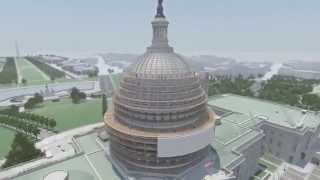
156, 0, 165, 18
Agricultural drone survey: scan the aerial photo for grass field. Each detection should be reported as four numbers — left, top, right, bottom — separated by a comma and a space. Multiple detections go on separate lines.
32, 98, 103, 132
15, 58, 50, 85
0, 127, 15, 159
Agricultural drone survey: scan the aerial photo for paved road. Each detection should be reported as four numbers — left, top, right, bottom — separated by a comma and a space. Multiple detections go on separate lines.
0, 81, 97, 103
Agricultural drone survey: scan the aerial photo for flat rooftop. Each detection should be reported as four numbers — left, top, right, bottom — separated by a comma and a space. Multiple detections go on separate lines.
208, 94, 320, 130
211, 113, 263, 169
13, 133, 121, 180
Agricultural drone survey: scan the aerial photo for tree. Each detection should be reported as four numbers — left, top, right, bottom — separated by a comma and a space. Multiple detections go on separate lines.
34, 93, 44, 103
2, 133, 43, 168
102, 94, 108, 116
50, 76, 55, 82
24, 93, 44, 109
70, 87, 87, 104
48, 119, 57, 129
21, 78, 27, 86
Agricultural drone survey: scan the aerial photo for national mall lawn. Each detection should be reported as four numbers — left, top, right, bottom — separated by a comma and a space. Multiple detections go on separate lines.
31, 98, 103, 132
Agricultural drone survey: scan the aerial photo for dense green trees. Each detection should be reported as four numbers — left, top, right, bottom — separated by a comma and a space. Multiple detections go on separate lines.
24, 93, 44, 109
208, 75, 254, 97
2, 133, 42, 168
0, 109, 56, 130
0, 116, 40, 137
208, 74, 320, 111
70, 87, 87, 103
25, 56, 65, 80
302, 94, 320, 111
259, 76, 314, 106
0, 57, 18, 84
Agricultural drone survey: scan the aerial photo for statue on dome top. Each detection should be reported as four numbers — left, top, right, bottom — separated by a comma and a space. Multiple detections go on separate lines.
155, 0, 165, 18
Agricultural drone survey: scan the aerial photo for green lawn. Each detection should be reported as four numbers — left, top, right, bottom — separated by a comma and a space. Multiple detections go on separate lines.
32, 98, 103, 132
0, 127, 15, 159
15, 58, 50, 85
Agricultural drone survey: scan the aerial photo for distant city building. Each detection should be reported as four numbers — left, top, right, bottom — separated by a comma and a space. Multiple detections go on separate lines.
40, 55, 67, 64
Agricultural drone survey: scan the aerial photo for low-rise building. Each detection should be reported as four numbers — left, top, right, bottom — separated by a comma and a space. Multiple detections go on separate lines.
208, 94, 320, 180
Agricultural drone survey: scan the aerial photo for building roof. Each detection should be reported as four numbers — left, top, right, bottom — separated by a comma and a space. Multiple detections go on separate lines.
13, 133, 121, 180
208, 94, 320, 131
211, 113, 263, 169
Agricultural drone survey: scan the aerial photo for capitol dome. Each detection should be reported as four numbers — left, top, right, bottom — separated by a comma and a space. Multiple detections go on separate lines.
115, 47, 208, 131
128, 52, 191, 77
104, 1, 216, 178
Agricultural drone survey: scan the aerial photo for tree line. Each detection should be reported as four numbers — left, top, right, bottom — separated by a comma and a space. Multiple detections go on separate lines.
25, 56, 65, 81
208, 74, 320, 111
0, 107, 56, 130
0, 115, 40, 137
208, 75, 255, 97
259, 75, 320, 110
0, 57, 18, 84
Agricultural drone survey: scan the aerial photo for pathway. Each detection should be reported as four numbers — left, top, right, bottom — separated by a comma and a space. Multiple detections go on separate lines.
47, 63, 82, 79
0, 122, 104, 179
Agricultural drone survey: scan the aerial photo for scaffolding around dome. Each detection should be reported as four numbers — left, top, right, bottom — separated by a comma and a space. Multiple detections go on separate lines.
104, 1, 216, 179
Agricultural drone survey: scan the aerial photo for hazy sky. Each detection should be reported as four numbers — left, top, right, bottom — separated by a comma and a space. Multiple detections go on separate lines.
1, 0, 320, 61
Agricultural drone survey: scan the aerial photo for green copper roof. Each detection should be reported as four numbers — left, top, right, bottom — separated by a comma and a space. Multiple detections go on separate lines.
211, 113, 263, 168
209, 94, 320, 130
12, 133, 121, 180
13, 156, 98, 180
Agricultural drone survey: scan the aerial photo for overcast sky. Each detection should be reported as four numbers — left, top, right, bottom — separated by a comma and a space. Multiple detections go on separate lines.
0, 0, 319, 61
